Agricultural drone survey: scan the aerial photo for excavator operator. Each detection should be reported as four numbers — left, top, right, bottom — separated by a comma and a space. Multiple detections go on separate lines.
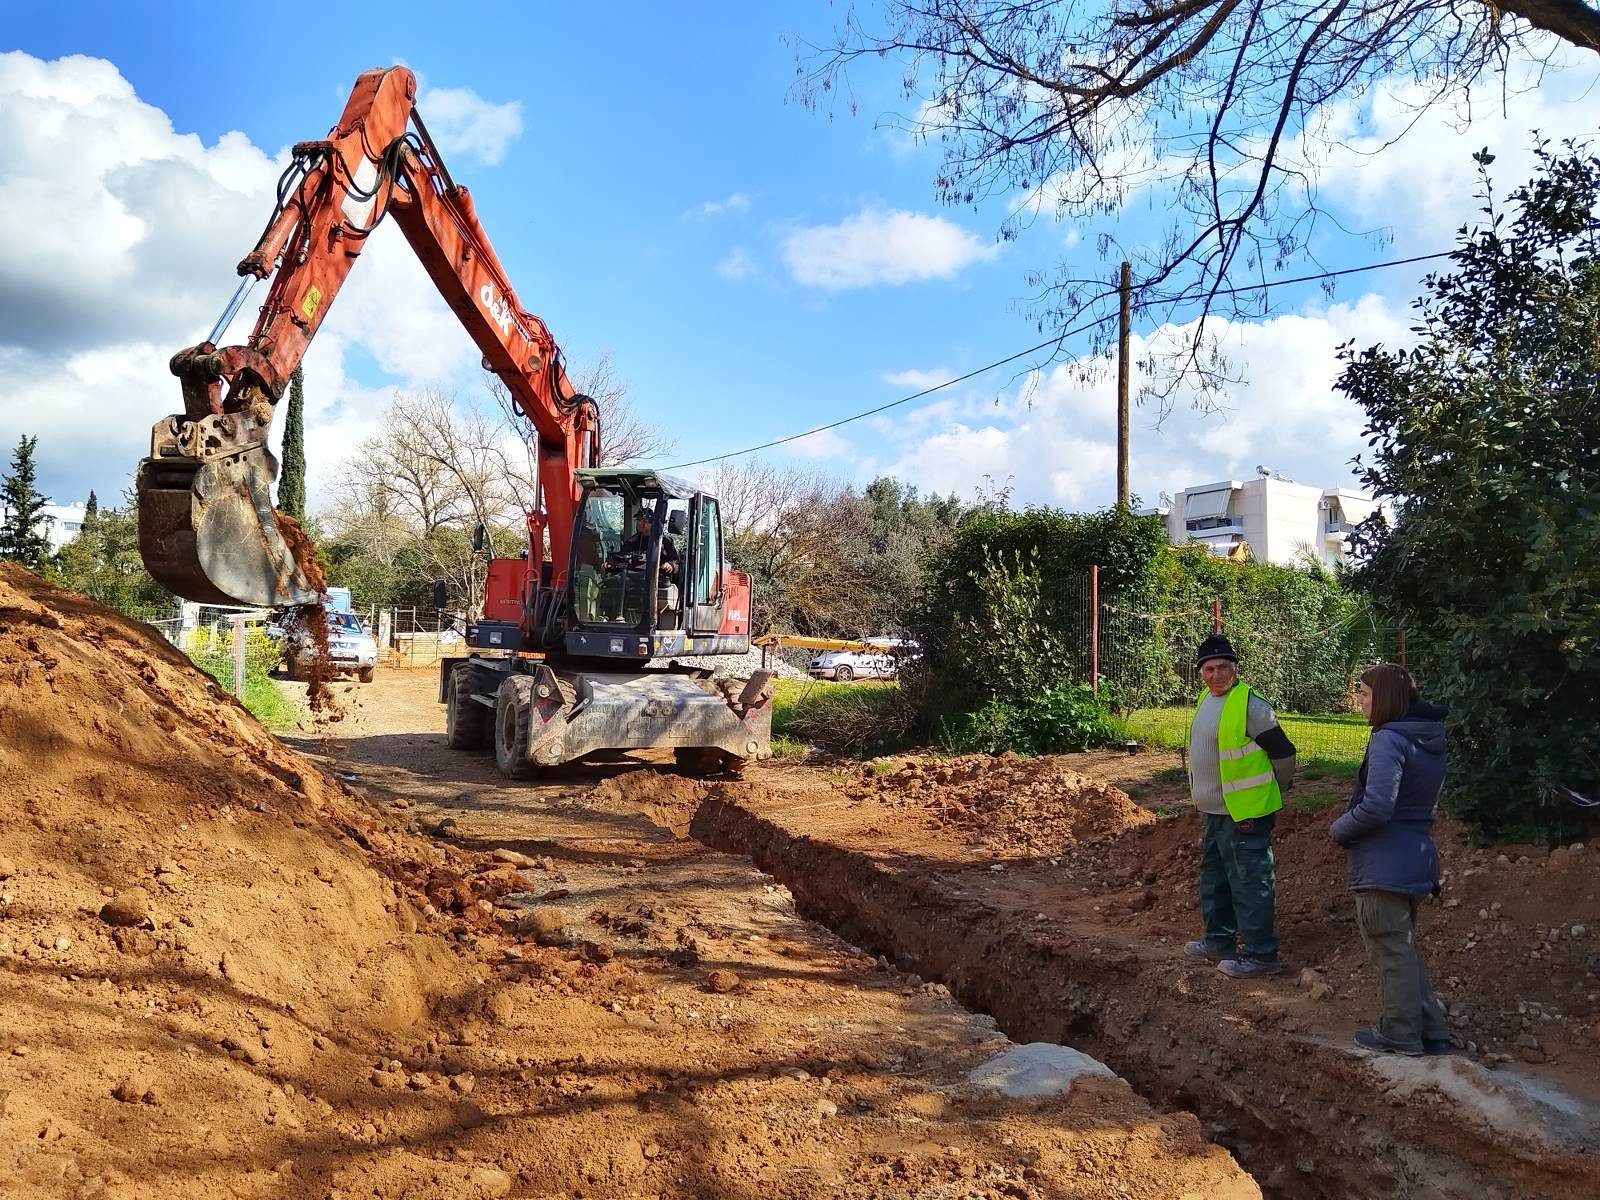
598, 509, 679, 625
612, 509, 679, 576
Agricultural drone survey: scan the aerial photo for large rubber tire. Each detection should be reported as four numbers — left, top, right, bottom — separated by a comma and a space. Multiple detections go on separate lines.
446, 662, 491, 750
494, 675, 539, 779
834, 664, 854, 683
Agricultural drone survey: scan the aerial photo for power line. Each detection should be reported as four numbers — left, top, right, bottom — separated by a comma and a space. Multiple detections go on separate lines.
664, 307, 1122, 470
1149, 250, 1453, 308
664, 249, 1454, 471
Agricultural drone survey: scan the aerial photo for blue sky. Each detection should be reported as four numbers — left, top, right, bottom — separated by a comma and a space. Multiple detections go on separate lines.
3, 2, 1596, 518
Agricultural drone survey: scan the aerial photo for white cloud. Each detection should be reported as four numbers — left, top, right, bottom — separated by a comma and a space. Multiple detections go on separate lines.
415, 83, 523, 166
881, 367, 954, 391
783, 208, 1000, 289
871, 294, 1413, 510
716, 247, 756, 281
0, 52, 484, 510
1300, 43, 1599, 248
686, 192, 751, 219
784, 428, 854, 461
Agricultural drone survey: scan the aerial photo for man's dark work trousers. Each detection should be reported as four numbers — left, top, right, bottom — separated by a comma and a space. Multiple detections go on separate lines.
1198, 812, 1278, 961
1354, 890, 1450, 1051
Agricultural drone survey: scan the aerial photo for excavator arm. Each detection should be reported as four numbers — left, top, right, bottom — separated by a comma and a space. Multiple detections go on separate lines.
138, 65, 597, 608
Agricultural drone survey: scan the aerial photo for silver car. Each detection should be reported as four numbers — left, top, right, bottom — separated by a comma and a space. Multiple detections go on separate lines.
809, 639, 916, 682
285, 609, 378, 683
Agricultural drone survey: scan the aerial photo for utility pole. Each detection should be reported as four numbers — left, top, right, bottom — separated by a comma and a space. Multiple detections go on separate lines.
1117, 261, 1131, 509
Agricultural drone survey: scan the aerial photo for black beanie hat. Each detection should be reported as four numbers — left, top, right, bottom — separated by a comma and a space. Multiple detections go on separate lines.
1195, 634, 1238, 668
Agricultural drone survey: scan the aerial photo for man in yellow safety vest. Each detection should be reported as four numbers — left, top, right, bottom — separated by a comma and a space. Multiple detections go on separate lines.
1183, 634, 1297, 978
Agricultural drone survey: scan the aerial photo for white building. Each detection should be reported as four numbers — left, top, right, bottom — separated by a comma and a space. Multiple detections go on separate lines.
1148, 476, 1377, 567
0, 501, 90, 553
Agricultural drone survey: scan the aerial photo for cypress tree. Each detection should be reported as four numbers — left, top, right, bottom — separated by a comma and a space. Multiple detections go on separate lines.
0, 435, 52, 569
280, 365, 307, 522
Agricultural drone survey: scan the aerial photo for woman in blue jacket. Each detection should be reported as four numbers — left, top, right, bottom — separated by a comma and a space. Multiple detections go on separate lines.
1330, 663, 1456, 1056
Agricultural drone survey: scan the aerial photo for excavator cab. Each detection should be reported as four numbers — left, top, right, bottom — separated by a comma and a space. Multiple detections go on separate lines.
564, 469, 727, 660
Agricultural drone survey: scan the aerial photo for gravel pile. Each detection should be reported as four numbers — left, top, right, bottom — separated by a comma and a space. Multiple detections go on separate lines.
669, 645, 809, 680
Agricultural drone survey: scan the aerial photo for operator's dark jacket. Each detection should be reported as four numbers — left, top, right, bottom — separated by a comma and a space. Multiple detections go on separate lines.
1330, 702, 1447, 895
620, 530, 679, 569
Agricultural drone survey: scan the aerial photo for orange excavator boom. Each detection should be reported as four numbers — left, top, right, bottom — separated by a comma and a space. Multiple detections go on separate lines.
137, 65, 597, 608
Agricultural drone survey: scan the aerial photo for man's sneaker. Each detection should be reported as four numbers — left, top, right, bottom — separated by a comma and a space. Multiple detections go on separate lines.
1183, 940, 1233, 962
1354, 1027, 1423, 1056
1217, 956, 1283, 979
1423, 1037, 1477, 1058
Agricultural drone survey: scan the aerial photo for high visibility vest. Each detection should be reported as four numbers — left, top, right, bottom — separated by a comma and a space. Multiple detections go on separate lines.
1195, 684, 1283, 821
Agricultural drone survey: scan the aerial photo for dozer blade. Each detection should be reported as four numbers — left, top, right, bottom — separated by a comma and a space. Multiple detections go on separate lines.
137, 446, 323, 608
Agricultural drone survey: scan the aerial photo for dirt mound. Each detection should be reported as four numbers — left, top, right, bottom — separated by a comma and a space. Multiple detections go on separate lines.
583, 770, 709, 837
844, 753, 1155, 855
0, 566, 499, 1197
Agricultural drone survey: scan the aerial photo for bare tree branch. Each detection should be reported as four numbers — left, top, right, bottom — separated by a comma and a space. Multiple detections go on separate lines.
796, 0, 1592, 411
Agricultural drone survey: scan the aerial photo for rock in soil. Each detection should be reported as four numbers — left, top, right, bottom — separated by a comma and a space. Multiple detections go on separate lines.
705, 968, 741, 993
98, 887, 151, 927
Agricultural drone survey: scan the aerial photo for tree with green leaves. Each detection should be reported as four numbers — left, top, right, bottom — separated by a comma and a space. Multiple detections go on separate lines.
83, 490, 100, 532
0, 435, 52, 570
48, 491, 173, 619
279, 365, 307, 522
1341, 142, 1600, 842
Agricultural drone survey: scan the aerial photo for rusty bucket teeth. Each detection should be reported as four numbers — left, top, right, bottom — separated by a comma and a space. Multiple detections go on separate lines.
137, 445, 322, 608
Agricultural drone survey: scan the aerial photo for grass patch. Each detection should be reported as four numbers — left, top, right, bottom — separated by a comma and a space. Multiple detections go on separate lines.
242, 673, 300, 731
193, 658, 300, 732
769, 734, 807, 759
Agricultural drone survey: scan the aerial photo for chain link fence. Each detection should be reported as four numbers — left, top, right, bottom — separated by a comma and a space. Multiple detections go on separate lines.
379, 606, 460, 669
141, 602, 278, 698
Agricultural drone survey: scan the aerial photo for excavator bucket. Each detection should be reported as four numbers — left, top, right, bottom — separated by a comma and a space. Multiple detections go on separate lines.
137, 443, 322, 608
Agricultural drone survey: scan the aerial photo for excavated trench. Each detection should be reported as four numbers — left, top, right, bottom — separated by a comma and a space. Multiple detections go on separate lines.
688, 789, 1600, 1200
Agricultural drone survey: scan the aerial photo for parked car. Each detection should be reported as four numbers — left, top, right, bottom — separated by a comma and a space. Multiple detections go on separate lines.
809, 639, 917, 682
282, 608, 378, 683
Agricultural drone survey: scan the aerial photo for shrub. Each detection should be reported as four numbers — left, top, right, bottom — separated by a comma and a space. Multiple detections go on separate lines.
938, 682, 1121, 756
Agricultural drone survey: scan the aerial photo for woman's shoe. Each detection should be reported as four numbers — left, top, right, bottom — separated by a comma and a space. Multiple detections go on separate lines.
1354, 1027, 1423, 1056
1183, 940, 1232, 962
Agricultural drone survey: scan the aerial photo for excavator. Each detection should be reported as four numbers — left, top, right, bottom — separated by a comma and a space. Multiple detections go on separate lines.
136, 65, 770, 777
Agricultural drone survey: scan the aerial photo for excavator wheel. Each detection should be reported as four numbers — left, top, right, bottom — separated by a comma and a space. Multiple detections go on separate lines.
493, 675, 540, 779
446, 662, 492, 750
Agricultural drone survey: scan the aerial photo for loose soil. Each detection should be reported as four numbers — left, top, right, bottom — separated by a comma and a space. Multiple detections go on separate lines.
0, 566, 1255, 1199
